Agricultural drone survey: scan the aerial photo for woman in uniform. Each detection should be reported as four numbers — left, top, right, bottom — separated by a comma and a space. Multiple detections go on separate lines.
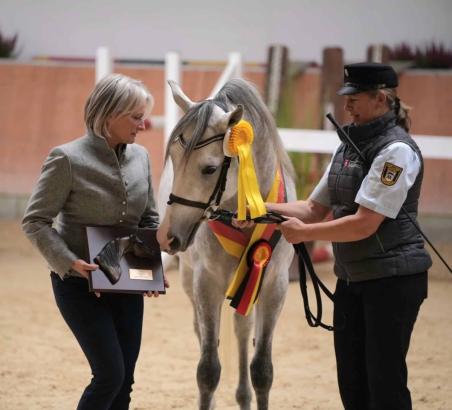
268, 62, 432, 410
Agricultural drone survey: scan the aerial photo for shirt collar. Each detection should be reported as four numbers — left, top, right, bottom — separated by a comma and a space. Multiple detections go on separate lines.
87, 132, 127, 160
340, 111, 397, 149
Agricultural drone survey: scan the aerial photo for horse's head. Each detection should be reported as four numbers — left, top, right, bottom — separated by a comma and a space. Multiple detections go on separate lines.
157, 81, 242, 254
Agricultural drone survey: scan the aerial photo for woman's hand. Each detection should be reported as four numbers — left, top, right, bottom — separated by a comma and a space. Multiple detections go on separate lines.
231, 218, 255, 229
144, 275, 170, 298
157, 217, 175, 252
231, 204, 256, 229
71, 259, 101, 297
71, 259, 99, 279
279, 216, 311, 244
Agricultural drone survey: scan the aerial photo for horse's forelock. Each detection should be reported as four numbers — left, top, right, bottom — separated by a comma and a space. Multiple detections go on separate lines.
165, 79, 294, 179
165, 100, 218, 163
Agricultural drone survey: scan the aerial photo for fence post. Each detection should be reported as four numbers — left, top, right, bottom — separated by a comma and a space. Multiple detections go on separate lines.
95, 46, 113, 84
320, 47, 344, 128
164, 52, 181, 145
367, 44, 391, 63
265, 44, 289, 117
209, 52, 242, 98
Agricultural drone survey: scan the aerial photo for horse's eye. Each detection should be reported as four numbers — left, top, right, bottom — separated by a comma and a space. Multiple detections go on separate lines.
201, 166, 218, 175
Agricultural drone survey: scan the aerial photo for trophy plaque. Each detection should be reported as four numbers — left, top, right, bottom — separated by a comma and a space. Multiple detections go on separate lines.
86, 226, 165, 294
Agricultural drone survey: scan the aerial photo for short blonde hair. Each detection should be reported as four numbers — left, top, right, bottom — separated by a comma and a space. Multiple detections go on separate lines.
84, 73, 154, 138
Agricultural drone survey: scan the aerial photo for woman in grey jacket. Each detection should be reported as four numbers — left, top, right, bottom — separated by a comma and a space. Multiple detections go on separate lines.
22, 74, 161, 410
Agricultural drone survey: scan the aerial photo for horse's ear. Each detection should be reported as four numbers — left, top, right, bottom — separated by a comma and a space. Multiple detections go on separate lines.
226, 104, 243, 127
168, 80, 194, 113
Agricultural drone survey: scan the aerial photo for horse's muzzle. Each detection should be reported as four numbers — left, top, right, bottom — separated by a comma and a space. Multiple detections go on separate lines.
167, 221, 201, 254
168, 236, 181, 253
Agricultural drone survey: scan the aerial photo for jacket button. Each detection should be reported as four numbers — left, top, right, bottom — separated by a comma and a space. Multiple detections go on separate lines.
122, 201, 126, 205
121, 211, 126, 216
119, 219, 123, 223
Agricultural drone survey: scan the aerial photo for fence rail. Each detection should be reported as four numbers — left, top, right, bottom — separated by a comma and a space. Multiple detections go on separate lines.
94, 48, 452, 161
279, 129, 452, 160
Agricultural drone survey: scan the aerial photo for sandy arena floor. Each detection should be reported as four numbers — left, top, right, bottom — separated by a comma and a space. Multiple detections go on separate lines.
1, 219, 451, 409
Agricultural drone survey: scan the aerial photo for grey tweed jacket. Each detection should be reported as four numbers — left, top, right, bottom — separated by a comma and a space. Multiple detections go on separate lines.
22, 133, 159, 279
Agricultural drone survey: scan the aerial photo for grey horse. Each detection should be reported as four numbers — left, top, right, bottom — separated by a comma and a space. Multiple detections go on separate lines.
157, 78, 296, 410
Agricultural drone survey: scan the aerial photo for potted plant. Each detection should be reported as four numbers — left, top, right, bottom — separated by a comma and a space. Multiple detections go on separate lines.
414, 42, 452, 69
0, 29, 19, 58
390, 41, 452, 70
389, 42, 416, 71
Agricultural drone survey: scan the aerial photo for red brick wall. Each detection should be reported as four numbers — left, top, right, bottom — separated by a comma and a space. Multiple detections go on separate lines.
0, 62, 450, 215
0, 63, 266, 195
397, 71, 452, 215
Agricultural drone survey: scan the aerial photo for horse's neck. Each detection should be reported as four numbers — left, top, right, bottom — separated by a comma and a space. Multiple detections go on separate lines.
254, 133, 278, 198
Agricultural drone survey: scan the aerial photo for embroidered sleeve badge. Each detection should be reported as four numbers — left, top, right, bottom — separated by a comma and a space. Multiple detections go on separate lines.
381, 162, 403, 186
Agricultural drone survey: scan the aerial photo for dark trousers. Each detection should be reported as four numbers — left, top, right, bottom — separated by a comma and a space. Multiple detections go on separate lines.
51, 273, 144, 410
333, 272, 427, 410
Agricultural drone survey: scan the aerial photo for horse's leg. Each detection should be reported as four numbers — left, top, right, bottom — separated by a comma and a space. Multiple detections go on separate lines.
179, 257, 201, 342
233, 312, 253, 410
251, 268, 289, 410
194, 273, 224, 410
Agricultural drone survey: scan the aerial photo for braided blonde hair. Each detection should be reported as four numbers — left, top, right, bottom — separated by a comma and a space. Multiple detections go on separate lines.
372, 88, 411, 132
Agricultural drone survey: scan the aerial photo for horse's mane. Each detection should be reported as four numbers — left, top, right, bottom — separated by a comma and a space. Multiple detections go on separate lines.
214, 79, 294, 177
165, 78, 294, 178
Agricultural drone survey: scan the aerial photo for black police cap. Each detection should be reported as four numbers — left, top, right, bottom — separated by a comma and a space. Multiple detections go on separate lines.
337, 62, 398, 95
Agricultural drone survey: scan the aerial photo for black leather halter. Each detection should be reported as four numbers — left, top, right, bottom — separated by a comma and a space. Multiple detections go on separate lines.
167, 132, 232, 214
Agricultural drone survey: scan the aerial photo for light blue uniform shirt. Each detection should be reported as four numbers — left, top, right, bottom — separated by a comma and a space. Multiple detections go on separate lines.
309, 142, 421, 219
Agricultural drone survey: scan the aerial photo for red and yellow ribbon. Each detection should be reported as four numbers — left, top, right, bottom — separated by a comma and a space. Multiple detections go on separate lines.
208, 166, 286, 316
232, 240, 272, 316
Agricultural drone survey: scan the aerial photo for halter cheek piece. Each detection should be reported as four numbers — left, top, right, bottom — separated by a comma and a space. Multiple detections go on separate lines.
167, 132, 232, 217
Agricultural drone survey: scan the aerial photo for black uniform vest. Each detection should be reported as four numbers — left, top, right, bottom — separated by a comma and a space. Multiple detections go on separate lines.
328, 111, 432, 282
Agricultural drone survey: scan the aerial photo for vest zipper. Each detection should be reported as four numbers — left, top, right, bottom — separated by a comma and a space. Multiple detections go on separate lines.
339, 154, 352, 285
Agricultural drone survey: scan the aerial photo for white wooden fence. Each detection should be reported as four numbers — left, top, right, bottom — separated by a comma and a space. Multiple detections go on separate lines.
95, 48, 452, 160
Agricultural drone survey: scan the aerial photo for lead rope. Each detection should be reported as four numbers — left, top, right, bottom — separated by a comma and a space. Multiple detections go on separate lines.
294, 243, 334, 331
209, 209, 336, 330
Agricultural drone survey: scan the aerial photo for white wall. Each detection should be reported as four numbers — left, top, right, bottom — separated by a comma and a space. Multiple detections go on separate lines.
2, 0, 452, 63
